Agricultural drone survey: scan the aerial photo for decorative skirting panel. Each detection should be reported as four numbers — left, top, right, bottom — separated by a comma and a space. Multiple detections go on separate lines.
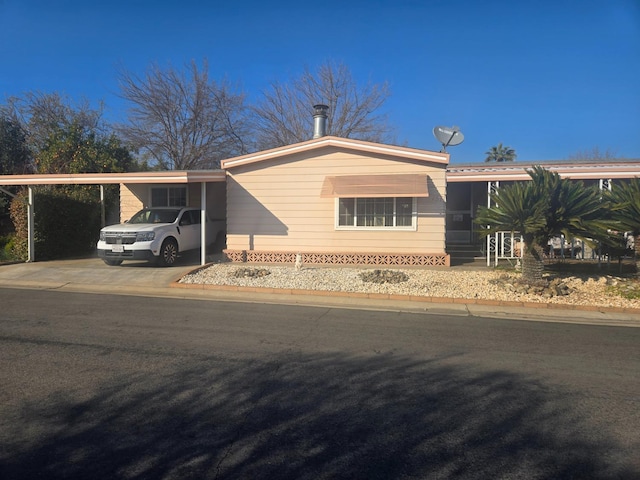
222, 250, 450, 267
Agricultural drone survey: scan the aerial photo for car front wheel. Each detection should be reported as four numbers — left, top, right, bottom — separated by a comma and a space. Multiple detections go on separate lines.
158, 238, 178, 266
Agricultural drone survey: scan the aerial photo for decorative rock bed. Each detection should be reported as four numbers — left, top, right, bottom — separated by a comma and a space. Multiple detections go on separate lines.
491, 276, 572, 298
178, 264, 640, 310
229, 267, 271, 279
359, 269, 409, 284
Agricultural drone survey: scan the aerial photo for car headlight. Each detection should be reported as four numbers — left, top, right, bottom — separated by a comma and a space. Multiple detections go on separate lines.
99, 231, 106, 241
136, 232, 156, 242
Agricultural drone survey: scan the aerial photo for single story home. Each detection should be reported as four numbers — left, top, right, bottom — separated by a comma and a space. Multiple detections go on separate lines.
1, 105, 639, 267
220, 135, 450, 267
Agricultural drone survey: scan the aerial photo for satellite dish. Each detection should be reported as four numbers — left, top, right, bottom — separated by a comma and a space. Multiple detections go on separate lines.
433, 126, 464, 152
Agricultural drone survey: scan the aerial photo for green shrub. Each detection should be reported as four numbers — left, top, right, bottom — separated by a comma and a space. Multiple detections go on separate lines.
0, 234, 23, 262
9, 186, 116, 261
8, 194, 28, 261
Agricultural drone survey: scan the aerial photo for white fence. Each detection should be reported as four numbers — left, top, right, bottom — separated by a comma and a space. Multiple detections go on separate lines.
485, 233, 625, 267
486, 232, 523, 267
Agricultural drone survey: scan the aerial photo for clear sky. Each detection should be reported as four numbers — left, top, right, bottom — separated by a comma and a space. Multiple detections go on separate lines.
1, 0, 638, 164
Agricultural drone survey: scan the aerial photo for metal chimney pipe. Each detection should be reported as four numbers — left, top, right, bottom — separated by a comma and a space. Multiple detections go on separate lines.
312, 104, 329, 139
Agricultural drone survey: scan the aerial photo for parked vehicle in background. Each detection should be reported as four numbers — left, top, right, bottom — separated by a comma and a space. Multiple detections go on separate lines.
97, 207, 225, 266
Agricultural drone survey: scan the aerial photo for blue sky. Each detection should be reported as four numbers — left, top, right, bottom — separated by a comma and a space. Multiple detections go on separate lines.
1, 0, 638, 164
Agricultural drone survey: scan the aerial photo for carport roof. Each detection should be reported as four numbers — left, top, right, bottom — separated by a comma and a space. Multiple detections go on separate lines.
0, 170, 226, 186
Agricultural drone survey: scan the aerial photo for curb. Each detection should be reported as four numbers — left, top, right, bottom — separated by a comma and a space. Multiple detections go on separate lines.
170, 281, 640, 317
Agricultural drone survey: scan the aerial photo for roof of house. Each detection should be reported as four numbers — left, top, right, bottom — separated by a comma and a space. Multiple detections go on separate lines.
1, 156, 637, 187
446, 159, 640, 182
221, 136, 450, 170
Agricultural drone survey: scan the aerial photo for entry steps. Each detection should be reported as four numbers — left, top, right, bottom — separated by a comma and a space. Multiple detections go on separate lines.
446, 244, 486, 266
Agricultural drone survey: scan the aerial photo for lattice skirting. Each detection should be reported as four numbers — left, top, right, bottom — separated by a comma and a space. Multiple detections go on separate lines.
222, 250, 450, 267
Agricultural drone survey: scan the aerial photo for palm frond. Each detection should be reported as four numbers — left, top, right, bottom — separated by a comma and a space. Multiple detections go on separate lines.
475, 165, 611, 248
606, 178, 640, 234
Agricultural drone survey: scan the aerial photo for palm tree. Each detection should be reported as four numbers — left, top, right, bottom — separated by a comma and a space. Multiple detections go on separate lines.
474, 166, 609, 283
485, 143, 517, 162
607, 178, 640, 277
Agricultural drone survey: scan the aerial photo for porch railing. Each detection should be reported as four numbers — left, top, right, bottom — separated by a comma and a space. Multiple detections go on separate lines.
486, 231, 524, 267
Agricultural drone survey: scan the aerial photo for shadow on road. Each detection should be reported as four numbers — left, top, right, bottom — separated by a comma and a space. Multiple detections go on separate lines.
1, 352, 636, 479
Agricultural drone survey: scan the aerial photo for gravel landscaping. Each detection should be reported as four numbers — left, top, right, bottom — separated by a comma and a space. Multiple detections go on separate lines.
179, 264, 640, 310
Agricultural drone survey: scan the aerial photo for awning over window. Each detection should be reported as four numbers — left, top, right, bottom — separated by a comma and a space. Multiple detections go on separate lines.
321, 174, 429, 198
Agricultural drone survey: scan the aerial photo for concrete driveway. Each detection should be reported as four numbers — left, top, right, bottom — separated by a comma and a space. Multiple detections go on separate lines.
0, 256, 199, 292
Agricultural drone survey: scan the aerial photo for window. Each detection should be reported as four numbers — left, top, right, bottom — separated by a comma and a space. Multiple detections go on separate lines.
179, 210, 202, 226
129, 208, 181, 224
337, 197, 415, 229
151, 187, 187, 207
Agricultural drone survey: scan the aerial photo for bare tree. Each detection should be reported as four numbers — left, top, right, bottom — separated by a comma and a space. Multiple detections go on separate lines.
251, 61, 394, 150
0, 116, 32, 175
117, 60, 248, 170
2, 92, 103, 154
567, 147, 619, 162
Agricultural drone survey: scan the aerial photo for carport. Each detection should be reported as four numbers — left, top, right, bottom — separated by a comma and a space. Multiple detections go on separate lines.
0, 170, 226, 265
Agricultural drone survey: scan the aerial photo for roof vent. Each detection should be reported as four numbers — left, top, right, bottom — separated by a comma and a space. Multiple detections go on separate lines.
312, 104, 329, 139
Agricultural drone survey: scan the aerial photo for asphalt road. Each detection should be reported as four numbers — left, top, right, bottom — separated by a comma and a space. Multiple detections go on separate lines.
0, 288, 639, 479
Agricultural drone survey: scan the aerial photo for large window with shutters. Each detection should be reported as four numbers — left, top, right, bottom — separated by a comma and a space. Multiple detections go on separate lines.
337, 197, 416, 229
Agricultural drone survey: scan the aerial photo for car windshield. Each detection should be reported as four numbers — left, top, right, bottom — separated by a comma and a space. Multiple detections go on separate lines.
128, 209, 181, 224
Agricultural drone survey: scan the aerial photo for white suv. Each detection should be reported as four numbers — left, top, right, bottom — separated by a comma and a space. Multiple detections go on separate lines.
97, 207, 225, 266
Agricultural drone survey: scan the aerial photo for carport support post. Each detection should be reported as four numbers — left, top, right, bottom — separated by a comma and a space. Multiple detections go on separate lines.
486, 181, 499, 267
28, 187, 35, 262
100, 185, 106, 227
200, 182, 206, 266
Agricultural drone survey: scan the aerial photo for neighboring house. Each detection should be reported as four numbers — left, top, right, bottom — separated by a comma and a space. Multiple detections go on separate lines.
220, 134, 450, 266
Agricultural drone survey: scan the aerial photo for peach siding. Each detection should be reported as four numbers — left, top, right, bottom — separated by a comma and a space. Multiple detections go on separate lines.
203, 183, 227, 220
225, 148, 447, 255
119, 183, 227, 224
119, 184, 144, 223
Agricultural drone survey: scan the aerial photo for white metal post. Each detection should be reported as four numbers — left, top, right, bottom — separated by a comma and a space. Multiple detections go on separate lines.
487, 181, 499, 267
486, 235, 491, 267
486, 182, 491, 266
201, 182, 207, 266
100, 185, 106, 227
597, 179, 612, 265
599, 178, 612, 192
28, 187, 34, 262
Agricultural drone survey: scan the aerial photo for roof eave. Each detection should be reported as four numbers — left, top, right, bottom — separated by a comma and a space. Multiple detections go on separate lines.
221, 136, 449, 169
0, 170, 226, 186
